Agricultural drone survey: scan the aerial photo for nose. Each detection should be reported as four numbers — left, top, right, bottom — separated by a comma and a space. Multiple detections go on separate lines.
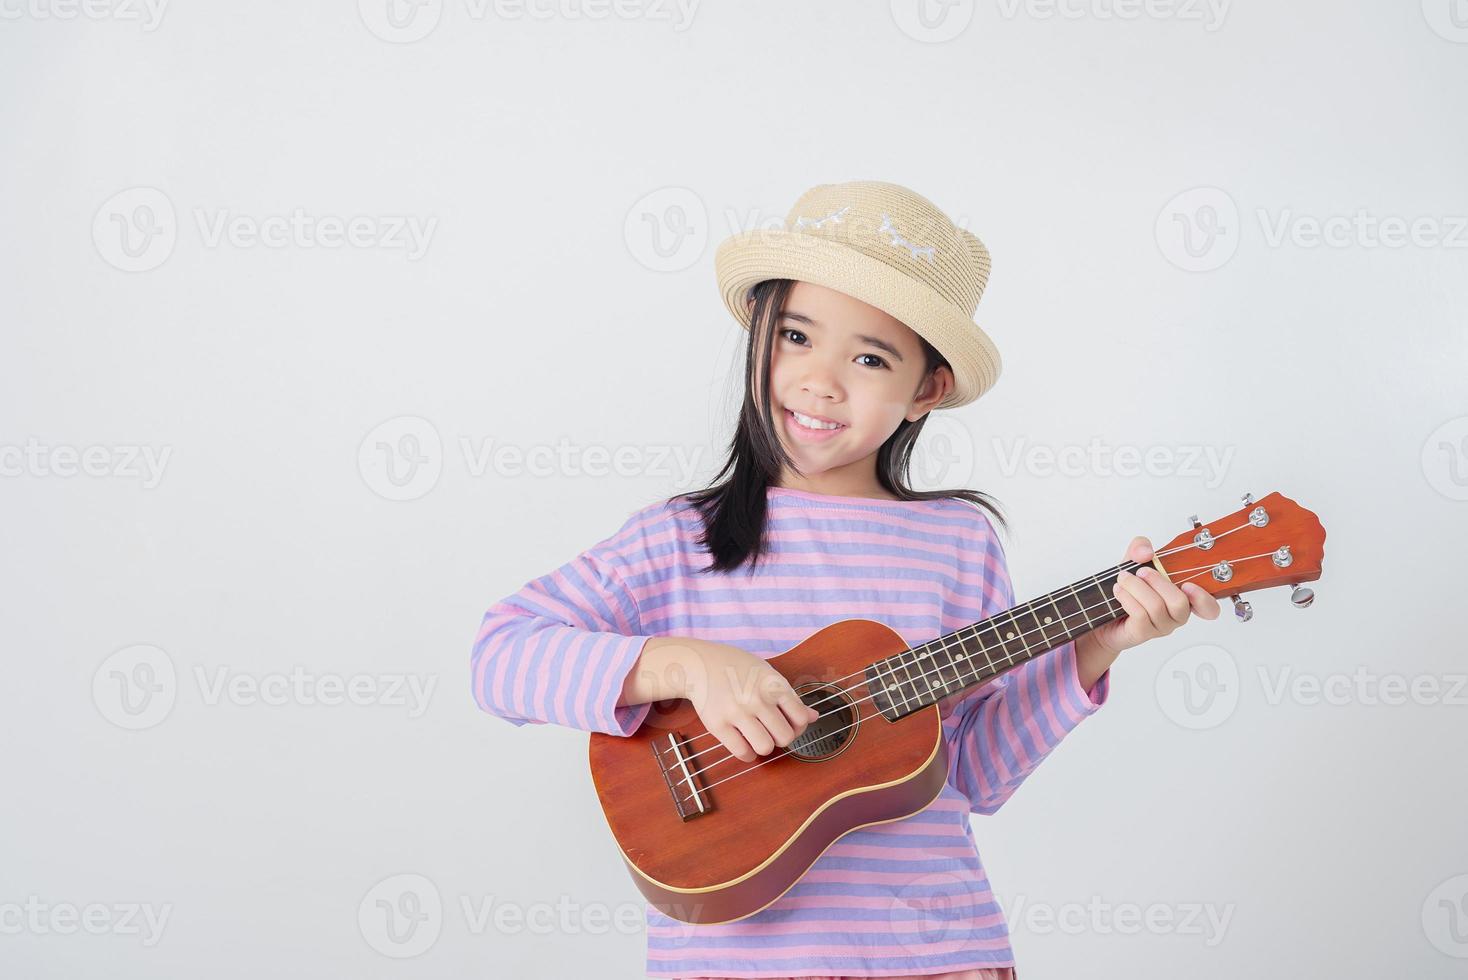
799, 355, 844, 402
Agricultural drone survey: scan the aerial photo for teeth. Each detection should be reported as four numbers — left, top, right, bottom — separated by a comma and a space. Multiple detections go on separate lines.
791, 410, 842, 431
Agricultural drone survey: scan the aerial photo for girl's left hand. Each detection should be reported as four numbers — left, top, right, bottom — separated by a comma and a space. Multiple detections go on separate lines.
1090, 536, 1222, 657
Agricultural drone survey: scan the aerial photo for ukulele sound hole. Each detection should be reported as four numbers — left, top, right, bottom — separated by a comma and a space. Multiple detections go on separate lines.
787, 684, 859, 761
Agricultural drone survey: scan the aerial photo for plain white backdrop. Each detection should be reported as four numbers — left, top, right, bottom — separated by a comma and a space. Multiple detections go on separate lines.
2, 1, 1464, 977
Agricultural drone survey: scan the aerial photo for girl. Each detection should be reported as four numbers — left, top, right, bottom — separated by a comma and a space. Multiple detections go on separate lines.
471, 180, 1220, 980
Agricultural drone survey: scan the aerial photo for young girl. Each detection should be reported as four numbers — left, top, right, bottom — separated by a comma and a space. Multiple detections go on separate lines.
471, 180, 1220, 980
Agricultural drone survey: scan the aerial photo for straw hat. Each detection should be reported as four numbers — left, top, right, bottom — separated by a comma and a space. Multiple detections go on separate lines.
713, 180, 1001, 410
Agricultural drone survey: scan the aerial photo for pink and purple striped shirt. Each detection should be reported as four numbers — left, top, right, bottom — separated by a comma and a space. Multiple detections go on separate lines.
471, 485, 1110, 978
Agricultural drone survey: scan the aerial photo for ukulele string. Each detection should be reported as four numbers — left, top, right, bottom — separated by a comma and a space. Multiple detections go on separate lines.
671, 559, 1163, 784
676, 521, 1271, 760
672, 532, 1215, 763
677, 560, 1236, 802
673, 532, 1274, 801
670, 562, 1137, 766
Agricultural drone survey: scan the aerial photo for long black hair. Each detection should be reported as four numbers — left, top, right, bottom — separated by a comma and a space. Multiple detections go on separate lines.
671, 278, 1007, 574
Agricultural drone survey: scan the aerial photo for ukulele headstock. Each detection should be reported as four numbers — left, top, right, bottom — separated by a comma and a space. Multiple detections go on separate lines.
1156, 491, 1326, 622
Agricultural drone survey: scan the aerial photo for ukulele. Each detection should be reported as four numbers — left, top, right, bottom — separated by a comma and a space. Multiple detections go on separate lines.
588, 490, 1326, 925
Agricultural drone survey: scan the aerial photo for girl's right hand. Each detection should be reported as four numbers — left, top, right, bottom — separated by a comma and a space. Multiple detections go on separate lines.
679, 641, 820, 764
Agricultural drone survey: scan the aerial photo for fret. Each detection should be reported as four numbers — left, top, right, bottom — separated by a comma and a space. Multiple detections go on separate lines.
972, 617, 1008, 673
911, 646, 937, 700
1066, 581, 1095, 630
867, 564, 1139, 721
892, 651, 916, 704
1044, 586, 1088, 643
916, 642, 939, 695
1095, 573, 1123, 618
900, 639, 947, 713
969, 633, 1000, 685
951, 630, 999, 694
945, 630, 980, 686
948, 637, 972, 699
1047, 592, 1072, 641
1026, 602, 1057, 649
886, 651, 910, 712
1065, 576, 1111, 633
882, 658, 908, 712
999, 607, 1033, 663
871, 659, 891, 715
910, 642, 938, 700
939, 636, 974, 695
1031, 598, 1056, 647
866, 658, 902, 718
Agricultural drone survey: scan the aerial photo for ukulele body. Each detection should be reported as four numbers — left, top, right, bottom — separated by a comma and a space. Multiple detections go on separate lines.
588, 618, 950, 926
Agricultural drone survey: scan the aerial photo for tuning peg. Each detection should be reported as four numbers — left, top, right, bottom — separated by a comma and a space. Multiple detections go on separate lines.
1189, 513, 1202, 529
1230, 594, 1253, 622
1241, 492, 1255, 506
1290, 585, 1315, 609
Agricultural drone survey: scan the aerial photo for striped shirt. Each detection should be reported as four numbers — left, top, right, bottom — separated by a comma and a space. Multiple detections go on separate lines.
471, 485, 1110, 978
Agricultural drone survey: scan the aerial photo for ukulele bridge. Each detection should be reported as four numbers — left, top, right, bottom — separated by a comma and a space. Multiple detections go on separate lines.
654, 732, 712, 821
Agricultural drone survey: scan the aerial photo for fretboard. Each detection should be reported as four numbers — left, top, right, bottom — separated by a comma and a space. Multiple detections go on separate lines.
864, 561, 1141, 721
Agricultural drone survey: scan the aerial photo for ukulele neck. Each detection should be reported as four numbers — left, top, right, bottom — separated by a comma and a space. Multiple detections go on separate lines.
864, 563, 1136, 722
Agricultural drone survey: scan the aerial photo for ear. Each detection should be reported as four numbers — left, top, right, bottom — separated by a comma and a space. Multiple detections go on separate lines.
906, 364, 954, 422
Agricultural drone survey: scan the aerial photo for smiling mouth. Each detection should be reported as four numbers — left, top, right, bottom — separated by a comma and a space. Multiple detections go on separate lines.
784, 408, 847, 434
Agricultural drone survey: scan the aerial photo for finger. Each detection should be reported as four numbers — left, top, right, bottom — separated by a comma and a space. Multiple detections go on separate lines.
1137, 566, 1191, 625
712, 722, 757, 764
1130, 569, 1179, 631
1125, 535, 1154, 564
778, 694, 818, 732
758, 705, 798, 748
1183, 582, 1222, 620
734, 717, 777, 758
1110, 574, 1146, 625
1115, 570, 1165, 632
1109, 580, 1152, 648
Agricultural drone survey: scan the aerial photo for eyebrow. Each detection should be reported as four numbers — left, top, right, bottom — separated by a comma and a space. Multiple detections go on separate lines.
778, 311, 906, 363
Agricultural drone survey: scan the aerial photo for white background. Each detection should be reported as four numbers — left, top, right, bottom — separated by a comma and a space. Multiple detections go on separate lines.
2, 1, 1465, 977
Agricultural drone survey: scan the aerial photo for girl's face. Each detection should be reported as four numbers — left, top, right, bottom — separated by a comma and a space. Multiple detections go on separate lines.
763, 281, 953, 493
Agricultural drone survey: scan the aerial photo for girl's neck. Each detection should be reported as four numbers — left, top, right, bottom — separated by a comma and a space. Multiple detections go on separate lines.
774, 470, 898, 502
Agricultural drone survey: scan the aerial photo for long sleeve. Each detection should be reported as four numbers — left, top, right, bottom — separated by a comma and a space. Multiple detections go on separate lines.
949, 513, 1111, 815
470, 511, 659, 737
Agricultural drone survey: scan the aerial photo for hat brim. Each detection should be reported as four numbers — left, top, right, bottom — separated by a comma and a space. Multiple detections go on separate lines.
714, 229, 1001, 411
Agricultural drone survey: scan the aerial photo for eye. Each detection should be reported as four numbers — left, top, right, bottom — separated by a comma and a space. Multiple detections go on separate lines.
779, 327, 808, 346
856, 353, 890, 370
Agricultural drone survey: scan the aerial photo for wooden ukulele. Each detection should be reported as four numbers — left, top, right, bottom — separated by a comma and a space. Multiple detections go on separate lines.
588, 490, 1326, 925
